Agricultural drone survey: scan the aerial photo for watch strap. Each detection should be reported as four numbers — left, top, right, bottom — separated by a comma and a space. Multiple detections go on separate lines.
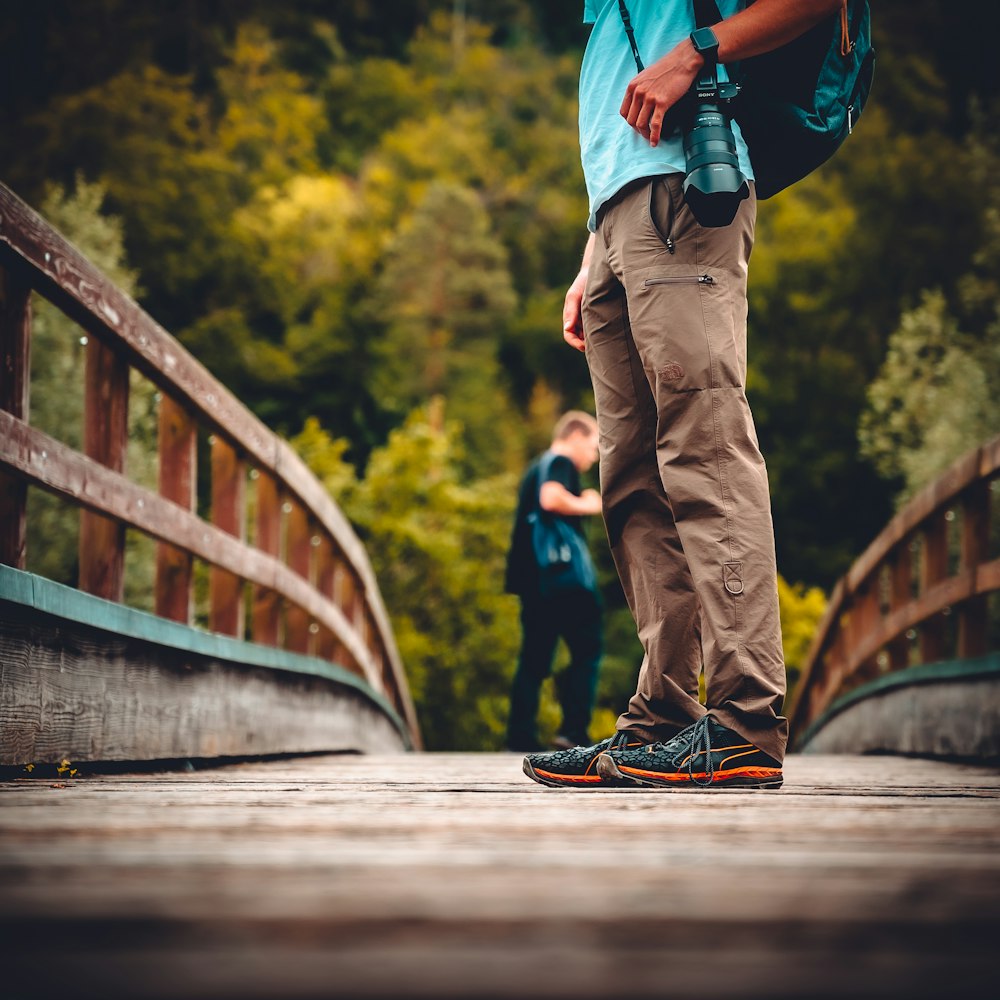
689, 26, 720, 66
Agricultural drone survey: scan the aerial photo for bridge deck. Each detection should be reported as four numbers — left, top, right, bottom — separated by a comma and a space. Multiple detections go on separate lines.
2, 752, 998, 999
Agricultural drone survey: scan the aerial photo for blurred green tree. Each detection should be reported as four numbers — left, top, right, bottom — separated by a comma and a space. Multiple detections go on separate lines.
293, 406, 521, 750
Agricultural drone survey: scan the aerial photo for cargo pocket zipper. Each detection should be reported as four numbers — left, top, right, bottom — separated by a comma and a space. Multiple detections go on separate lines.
643, 274, 715, 287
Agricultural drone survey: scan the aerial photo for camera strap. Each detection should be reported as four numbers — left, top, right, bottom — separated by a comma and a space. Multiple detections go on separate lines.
617, 0, 726, 74
617, 1, 644, 71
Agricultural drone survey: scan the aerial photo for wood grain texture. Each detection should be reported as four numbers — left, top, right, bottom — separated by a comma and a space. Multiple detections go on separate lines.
0, 266, 31, 568
0, 753, 997, 1000
284, 498, 312, 654
155, 395, 196, 624
959, 479, 990, 657
79, 337, 128, 601
802, 672, 1000, 757
0, 413, 379, 685
0, 603, 406, 765
209, 435, 245, 637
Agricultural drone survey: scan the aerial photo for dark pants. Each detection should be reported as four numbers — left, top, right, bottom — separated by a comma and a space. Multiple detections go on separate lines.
507, 588, 603, 749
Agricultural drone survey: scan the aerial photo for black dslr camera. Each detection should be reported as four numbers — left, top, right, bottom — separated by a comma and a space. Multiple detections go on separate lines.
670, 27, 750, 228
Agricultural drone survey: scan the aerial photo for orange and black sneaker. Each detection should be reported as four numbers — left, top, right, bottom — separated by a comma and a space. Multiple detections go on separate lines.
522, 731, 648, 788
596, 715, 783, 790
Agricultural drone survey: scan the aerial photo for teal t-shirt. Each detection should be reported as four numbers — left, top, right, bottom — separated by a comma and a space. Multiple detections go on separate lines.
580, 0, 753, 230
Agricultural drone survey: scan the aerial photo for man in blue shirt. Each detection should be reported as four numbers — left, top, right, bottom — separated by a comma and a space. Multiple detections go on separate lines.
522, 0, 842, 790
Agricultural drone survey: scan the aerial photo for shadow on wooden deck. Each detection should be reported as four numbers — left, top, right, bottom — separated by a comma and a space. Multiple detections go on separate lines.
2, 752, 998, 999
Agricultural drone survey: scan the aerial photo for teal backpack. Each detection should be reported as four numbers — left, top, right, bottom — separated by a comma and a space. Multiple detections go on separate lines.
732, 0, 875, 198
617, 0, 875, 200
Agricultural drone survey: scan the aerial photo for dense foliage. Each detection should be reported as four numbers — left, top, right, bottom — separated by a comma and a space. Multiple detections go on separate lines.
5, 2, 997, 747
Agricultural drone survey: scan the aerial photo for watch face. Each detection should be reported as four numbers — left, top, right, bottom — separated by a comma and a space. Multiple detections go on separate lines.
691, 27, 719, 55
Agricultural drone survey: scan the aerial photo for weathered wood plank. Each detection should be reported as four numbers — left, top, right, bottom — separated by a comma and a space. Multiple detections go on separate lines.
845, 445, 989, 591
313, 535, 337, 661
0, 413, 378, 682
958, 479, 990, 657
284, 498, 312, 654
831, 565, 1000, 683
252, 471, 282, 647
0, 181, 386, 608
919, 513, 949, 663
0, 753, 997, 999
0, 601, 407, 764
79, 336, 128, 601
155, 394, 196, 624
0, 268, 31, 569
209, 435, 246, 637
888, 543, 912, 670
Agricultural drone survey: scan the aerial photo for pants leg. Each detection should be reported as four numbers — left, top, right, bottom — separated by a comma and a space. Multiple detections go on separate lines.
584, 175, 788, 763
583, 187, 703, 744
554, 589, 603, 744
507, 597, 560, 747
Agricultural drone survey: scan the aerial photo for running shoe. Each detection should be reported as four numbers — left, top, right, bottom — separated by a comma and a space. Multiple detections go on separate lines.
596, 715, 783, 789
523, 731, 648, 788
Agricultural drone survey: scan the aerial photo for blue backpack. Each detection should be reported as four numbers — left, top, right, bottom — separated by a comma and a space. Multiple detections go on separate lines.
733, 0, 875, 198
526, 453, 598, 597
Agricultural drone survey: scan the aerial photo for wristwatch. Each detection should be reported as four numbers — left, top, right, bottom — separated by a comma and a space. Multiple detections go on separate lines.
689, 26, 720, 67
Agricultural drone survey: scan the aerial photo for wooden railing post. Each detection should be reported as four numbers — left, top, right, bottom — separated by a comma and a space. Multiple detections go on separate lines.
333, 562, 358, 673
888, 542, 912, 670
0, 267, 31, 569
252, 471, 282, 646
284, 499, 312, 653
918, 514, 949, 664
958, 479, 990, 658
155, 395, 196, 623
210, 437, 246, 637
79, 337, 128, 600
852, 578, 881, 681
314, 535, 337, 659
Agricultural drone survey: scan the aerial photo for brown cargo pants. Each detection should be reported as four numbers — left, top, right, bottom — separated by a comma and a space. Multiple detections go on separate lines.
583, 174, 788, 763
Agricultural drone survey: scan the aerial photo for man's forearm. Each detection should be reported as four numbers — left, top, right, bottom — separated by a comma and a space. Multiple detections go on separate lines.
540, 482, 602, 516
622, 0, 844, 145
712, 0, 845, 64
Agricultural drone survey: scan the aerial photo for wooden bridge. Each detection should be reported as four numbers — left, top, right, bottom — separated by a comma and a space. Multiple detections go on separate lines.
2, 752, 998, 999
789, 435, 1000, 758
2, 184, 999, 997
0, 181, 420, 763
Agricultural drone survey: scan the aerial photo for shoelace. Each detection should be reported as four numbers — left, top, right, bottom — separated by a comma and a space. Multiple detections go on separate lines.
671, 715, 716, 787
610, 731, 633, 752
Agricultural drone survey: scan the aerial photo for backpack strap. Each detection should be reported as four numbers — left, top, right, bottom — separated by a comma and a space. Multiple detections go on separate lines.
693, 0, 724, 28
840, 1, 854, 56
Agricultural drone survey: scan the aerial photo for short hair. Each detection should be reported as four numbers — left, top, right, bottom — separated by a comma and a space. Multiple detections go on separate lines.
552, 410, 597, 441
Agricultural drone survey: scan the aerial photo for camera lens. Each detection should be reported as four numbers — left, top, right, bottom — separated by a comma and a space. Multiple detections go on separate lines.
682, 103, 750, 227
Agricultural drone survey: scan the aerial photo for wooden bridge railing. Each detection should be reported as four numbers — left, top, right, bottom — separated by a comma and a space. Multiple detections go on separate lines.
0, 181, 421, 749
788, 435, 1000, 743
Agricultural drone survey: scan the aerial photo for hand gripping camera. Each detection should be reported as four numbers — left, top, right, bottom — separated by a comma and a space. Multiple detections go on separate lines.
678, 26, 750, 228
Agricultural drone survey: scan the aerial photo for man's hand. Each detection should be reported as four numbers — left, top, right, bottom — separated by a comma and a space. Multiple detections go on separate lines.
562, 267, 589, 353
620, 0, 843, 147
621, 40, 703, 147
